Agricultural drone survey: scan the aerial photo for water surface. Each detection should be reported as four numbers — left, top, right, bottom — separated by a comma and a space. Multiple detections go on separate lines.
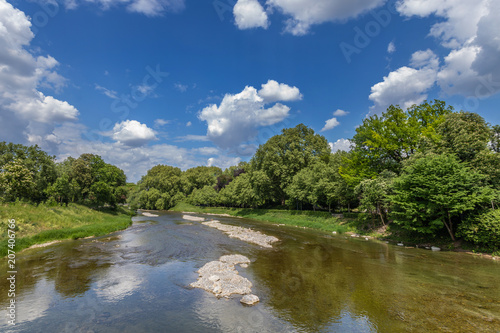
1, 212, 499, 332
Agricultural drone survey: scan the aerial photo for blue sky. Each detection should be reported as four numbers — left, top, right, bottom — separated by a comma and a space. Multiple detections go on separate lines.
1, 0, 500, 182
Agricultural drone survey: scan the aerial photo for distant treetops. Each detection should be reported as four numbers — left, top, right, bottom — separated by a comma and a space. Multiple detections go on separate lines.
2, 100, 499, 250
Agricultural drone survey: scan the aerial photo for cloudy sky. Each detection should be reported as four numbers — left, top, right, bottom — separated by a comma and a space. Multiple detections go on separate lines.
1, 0, 500, 182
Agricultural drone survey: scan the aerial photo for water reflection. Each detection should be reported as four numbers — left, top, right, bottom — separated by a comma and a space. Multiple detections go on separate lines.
0, 213, 498, 332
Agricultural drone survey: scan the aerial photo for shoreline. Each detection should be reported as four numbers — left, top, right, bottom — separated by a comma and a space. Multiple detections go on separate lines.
0, 203, 135, 257
170, 203, 499, 260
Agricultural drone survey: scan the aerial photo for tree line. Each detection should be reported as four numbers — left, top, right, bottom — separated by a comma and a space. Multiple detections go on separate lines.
0, 143, 127, 208
1, 100, 498, 250
129, 100, 500, 250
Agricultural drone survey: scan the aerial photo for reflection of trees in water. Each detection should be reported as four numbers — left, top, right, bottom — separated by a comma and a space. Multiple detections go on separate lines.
251, 237, 405, 332
0, 240, 115, 301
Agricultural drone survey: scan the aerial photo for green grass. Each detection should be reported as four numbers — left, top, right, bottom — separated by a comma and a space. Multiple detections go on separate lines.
171, 201, 355, 234
0, 202, 134, 256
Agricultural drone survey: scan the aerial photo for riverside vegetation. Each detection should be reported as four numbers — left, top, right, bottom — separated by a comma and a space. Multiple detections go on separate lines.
1, 100, 500, 254
0, 142, 134, 255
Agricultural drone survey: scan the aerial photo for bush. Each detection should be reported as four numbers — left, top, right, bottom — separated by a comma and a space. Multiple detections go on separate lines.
458, 209, 500, 250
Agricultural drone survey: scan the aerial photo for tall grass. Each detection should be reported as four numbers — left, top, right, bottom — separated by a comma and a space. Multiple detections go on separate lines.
0, 202, 134, 256
171, 201, 353, 234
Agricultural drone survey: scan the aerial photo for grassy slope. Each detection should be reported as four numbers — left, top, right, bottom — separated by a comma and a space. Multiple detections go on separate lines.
171, 201, 355, 234
0, 202, 134, 256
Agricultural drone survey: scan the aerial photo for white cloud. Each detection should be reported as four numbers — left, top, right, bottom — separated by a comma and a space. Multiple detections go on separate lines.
154, 118, 170, 127
0, 0, 79, 143
176, 134, 209, 142
8, 92, 79, 123
186, 121, 192, 127
198, 81, 301, 151
108, 120, 157, 147
329, 138, 351, 152
63, 0, 186, 16
321, 117, 340, 132
393, 0, 500, 99
397, 0, 487, 49
267, 0, 386, 35
233, 0, 269, 29
369, 50, 439, 114
333, 109, 349, 117
95, 84, 118, 99
258, 80, 302, 103
387, 41, 396, 54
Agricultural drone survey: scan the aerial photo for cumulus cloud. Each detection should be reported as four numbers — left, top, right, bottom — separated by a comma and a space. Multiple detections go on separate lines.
198, 81, 301, 152
0, 0, 80, 144
321, 118, 340, 132
392, 0, 500, 99
258, 80, 302, 103
333, 109, 349, 117
329, 139, 352, 152
233, 0, 269, 29
266, 0, 385, 35
108, 120, 157, 147
321, 109, 349, 132
369, 0, 500, 112
369, 50, 439, 114
8, 92, 79, 123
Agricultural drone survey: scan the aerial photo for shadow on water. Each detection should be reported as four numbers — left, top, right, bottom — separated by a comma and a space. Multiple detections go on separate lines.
0, 212, 499, 332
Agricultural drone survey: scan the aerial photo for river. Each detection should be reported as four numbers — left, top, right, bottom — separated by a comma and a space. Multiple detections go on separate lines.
1, 212, 499, 332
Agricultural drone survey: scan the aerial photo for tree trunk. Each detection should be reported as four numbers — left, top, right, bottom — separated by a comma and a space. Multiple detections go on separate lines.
377, 203, 386, 226
348, 202, 351, 213
442, 210, 456, 241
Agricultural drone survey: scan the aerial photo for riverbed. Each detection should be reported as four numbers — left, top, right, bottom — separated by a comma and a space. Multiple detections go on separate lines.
0, 211, 499, 332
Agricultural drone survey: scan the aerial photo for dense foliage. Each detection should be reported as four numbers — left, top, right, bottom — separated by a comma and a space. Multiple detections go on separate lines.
0, 144, 126, 208
2, 100, 499, 250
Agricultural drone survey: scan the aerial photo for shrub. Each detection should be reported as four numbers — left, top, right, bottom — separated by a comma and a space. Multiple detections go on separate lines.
458, 209, 500, 250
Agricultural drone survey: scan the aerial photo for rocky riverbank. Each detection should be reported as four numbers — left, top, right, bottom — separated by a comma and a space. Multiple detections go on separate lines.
202, 220, 279, 248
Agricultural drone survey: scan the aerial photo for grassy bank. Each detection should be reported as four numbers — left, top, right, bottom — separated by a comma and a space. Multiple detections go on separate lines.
0, 202, 134, 256
171, 201, 355, 234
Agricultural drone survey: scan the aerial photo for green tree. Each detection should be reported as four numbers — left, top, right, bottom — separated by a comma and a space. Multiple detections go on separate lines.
0, 142, 57, 202
355, 170, 395, 226
46, 174, 71, 205
342, 100, 452, 185
390, 153, 493, 241
89, 181, 114, 207
490, 125, 500, 153
182, 166, 222, 195
433, 111, 490, 162
0, 159, 35, 201
188, 185, 219, 207
131, 164, 184, 210
251, 124, 331, 205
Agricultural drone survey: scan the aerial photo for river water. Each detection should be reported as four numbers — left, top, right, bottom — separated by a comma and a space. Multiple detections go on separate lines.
1, 212, 499, 332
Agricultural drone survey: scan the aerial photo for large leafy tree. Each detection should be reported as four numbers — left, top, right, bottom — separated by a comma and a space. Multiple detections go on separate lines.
131, 164, 184, 210
251, 124, 331, 205
0, 159, 35, 201
0, 142, 57, 202
355, 170, 395, 226
433, 111, 490, 163
390, 153, 493, 241
182, 166, 222, 195
342, 100, 452, 185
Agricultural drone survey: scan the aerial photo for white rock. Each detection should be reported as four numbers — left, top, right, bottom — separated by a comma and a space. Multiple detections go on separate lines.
183, 215, 205, 222
397, 243, 404, 246
431, 246, 441, 251
240, 294, 259, 305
